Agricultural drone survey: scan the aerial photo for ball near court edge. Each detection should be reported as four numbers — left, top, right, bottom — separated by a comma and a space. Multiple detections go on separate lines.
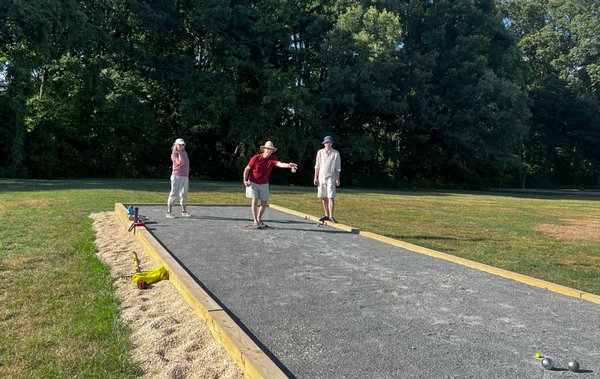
541, 357, 554, 370
567, 360, 580, 372
535, 352, 542, 359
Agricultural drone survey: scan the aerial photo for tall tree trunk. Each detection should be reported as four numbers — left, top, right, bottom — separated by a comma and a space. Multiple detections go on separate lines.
8, 67, 28, 173
39, 68, 46, 97
10, 94, 26, 172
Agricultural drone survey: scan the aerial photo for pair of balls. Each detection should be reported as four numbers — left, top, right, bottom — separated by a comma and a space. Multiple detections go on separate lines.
541, 357, 580, 372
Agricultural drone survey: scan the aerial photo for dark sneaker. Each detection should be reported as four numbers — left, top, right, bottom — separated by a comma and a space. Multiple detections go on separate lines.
319, 216, 329, 222
329, 216, 337, 223
259, 222, 268, 229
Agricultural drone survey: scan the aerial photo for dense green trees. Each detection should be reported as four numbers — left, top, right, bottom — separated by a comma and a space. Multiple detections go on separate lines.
1, 0, 598, 188
500, 0, 600, 187
401, 0, 530, 187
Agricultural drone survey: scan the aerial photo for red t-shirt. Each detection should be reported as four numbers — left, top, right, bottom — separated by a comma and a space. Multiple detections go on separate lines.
248, 154, 279, 184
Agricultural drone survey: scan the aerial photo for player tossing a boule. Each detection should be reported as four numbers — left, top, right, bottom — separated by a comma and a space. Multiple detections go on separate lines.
243, 141, 298, 229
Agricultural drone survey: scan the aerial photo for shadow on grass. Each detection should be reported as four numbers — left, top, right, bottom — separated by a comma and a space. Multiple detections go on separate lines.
0, 178, 241, 193
392, 235, 499, 252
337, 186, 600, 201
0, 178, 164, 192
2, 179, 600, 201
406, 235, 495, 243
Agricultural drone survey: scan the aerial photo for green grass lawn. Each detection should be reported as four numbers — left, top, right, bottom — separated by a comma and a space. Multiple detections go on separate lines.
1, 179, 599, 377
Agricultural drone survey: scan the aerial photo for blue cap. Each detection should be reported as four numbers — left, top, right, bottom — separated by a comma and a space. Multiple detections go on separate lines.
322, 136, 333, 144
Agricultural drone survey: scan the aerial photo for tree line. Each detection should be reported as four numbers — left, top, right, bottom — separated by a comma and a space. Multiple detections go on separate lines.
1, 0, 598, 189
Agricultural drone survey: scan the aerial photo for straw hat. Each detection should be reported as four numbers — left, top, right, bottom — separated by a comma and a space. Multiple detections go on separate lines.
260, 141, 277, 152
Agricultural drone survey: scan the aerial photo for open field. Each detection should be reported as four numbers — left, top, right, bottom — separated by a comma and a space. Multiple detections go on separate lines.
1, 179, 599, 377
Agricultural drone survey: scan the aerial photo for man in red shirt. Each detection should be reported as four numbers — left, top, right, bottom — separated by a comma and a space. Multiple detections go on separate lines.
243, 141, 298, 229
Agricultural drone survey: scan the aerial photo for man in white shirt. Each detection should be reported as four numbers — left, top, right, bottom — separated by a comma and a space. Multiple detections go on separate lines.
313, 136, 341, 223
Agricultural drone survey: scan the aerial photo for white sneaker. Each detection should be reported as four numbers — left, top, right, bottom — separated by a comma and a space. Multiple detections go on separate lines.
181, 211, 192, 217
166, 213, 175, 219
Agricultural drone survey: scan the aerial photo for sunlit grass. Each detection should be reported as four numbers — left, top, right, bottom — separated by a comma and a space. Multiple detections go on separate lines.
1, 179, 599, 377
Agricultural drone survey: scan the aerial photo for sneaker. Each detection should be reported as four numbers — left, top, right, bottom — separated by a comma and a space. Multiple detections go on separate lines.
329, 216, 337, 223
259, 222, 268, 229
319, 216, 329, 222
181, 211, 192, 217
166, 213, 175, 219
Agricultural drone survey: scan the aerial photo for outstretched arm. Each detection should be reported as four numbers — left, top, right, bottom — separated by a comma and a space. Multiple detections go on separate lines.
276, 161, 298, 169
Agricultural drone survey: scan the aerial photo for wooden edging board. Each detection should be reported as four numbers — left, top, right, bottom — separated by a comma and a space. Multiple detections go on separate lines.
114, 203, 287, 379
269, 203, 600, 305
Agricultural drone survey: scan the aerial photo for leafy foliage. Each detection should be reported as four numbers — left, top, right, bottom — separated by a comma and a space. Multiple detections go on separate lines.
0, 0, 598, 188
500, 0, 600, 187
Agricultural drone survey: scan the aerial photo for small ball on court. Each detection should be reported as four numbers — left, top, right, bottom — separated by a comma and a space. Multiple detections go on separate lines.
535, 352, 542, 359
567, 360, 580, 372
541, 357, 554, 370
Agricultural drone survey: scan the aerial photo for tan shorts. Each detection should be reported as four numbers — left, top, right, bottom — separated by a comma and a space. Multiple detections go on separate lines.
245, 181, 270, 202
317, 177, 336, 198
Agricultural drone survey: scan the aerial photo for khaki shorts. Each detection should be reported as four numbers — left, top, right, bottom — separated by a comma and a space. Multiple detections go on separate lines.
246, 181, 270, 201
317, 177, 336, 198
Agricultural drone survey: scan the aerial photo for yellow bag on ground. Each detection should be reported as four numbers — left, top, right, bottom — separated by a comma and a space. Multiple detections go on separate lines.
132, 266, 169, 286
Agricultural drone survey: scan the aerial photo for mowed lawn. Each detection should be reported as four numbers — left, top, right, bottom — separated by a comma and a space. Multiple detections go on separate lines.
1, 179, 599, 377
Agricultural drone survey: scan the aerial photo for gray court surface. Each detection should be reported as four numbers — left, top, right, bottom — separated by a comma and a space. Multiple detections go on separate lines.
136, 205, 599, 378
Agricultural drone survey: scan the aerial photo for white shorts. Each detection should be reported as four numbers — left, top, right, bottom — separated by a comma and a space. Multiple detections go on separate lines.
317, 177, 336, 198
245, 181, 270, 202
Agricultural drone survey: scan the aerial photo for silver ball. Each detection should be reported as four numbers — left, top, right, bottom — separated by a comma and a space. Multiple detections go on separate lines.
567, 360, 580, 372
541, 357, 555, 370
